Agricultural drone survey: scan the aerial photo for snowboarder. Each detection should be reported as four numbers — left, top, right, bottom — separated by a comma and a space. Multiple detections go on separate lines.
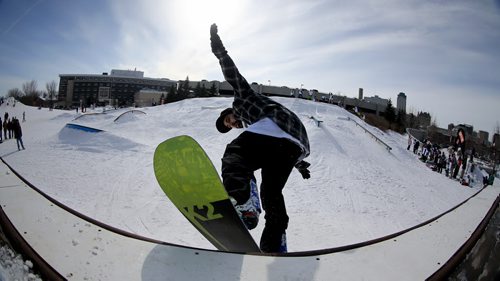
210, 23, 311, 253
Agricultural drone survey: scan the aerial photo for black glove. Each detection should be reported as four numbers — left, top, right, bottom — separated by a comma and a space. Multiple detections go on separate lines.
210, 23, 227, 59
295, 160, 311, 179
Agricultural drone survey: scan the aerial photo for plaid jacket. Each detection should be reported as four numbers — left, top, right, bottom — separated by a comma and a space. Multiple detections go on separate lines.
216, 53, 310, 162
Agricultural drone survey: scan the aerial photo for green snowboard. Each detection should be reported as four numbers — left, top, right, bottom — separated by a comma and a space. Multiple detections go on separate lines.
153, 135, 260, 253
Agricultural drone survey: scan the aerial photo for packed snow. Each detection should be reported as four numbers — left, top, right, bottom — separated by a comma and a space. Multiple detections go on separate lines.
0, 242, 41, 281
0, 96, 488, 278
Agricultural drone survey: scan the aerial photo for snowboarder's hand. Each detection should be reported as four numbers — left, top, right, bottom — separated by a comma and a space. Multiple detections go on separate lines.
210, 23, 227, 58
295, 160, 311, 179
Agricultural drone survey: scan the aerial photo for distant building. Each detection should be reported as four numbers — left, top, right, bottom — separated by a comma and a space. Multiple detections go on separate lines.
58, 69, 177, 108
397, 92, 406, 113
110, 69, 144, 78
494, 133, 500, 150
134, 88, 167, 107
363, 95, 389, 107
478, 130, 489, 145
57, 69, 410, 121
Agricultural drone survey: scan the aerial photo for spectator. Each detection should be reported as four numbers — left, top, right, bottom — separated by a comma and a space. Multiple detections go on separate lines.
453, 128, 466, 155
453, 155, 462, 179
13, 118, 25, 150
3, 118, 9, 139
437, 152, 446, 174
7, 118, 13, 139
449, 154, 457, 179
413, 140, 420, 154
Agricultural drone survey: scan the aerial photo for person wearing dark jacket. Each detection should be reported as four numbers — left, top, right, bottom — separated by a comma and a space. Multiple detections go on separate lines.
210, 24, 311, 253
453, 128, 466, 155
13, 118, 25, 150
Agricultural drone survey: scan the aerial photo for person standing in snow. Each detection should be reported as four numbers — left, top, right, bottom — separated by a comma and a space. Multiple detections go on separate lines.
453, 154, 462, 179
13, 118, 25, 150
2, 118, 7, 140
7, 118, 14, 139
449, 153, 456, 179
453, 128, 466, 156
438, 152, 447, 174
3, 112, 8, 140
210, 23, 311, 253
413, 140, 420, 154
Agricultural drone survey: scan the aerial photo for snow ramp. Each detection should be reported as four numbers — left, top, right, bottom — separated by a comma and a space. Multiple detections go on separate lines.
64, 123, 103, 133
0, 160, 499, 281
57, 124, 141, 153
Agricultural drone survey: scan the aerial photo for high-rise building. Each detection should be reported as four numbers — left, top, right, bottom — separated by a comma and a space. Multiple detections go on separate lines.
494, 133, 500, 150
478, 130, 489, 145
397, 92, 407, 112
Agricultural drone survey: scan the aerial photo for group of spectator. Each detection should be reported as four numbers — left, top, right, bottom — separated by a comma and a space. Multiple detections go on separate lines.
1, 110, 25, 151
407, 128, 495, 187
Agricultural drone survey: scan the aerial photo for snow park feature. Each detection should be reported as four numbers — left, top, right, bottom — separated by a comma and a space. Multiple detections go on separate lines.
0, 97, 499, 280
64, 123, 103, 133
113, 109, 146, 123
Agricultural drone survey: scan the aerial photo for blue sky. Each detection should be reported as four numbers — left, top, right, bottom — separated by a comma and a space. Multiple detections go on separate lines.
1, 0, 499, 133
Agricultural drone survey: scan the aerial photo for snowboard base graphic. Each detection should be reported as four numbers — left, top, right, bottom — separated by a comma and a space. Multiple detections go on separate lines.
153, 135, 260, 252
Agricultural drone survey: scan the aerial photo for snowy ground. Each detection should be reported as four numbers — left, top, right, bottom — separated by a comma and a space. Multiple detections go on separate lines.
0, 242, 41, 281
0, 96, 490, 279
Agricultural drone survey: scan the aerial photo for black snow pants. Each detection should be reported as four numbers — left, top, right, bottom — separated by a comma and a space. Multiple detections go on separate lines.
221, 131, 302, 252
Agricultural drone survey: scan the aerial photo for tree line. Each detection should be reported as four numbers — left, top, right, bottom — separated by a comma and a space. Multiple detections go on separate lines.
4, 76, 220, 107
164, 76, 218, 104
6, 79, 58, 108
362, 98, 408, 133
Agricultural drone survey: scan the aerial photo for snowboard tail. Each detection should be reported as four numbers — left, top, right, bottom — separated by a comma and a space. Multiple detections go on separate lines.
153, 135, 260, 252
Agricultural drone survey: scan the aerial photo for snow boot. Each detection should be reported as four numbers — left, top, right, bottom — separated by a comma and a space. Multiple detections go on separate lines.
278, 232, 287, 253
232, 178, 261, 230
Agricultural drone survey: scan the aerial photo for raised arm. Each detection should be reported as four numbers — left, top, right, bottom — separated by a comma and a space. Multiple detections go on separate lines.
210, 24, 253, 98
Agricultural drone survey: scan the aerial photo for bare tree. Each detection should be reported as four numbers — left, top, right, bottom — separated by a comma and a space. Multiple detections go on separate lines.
46, 80, 57, 110
431, 116, 438, 127
7, 88, 23, 99
22, 80, 39, 97
20, 80, 40, 106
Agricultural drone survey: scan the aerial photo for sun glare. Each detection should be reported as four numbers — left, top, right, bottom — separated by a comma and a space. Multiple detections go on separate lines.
174, 0, 246, 31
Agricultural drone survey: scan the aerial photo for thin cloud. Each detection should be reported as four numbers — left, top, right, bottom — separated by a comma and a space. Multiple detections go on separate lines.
2, 0, 43, 35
